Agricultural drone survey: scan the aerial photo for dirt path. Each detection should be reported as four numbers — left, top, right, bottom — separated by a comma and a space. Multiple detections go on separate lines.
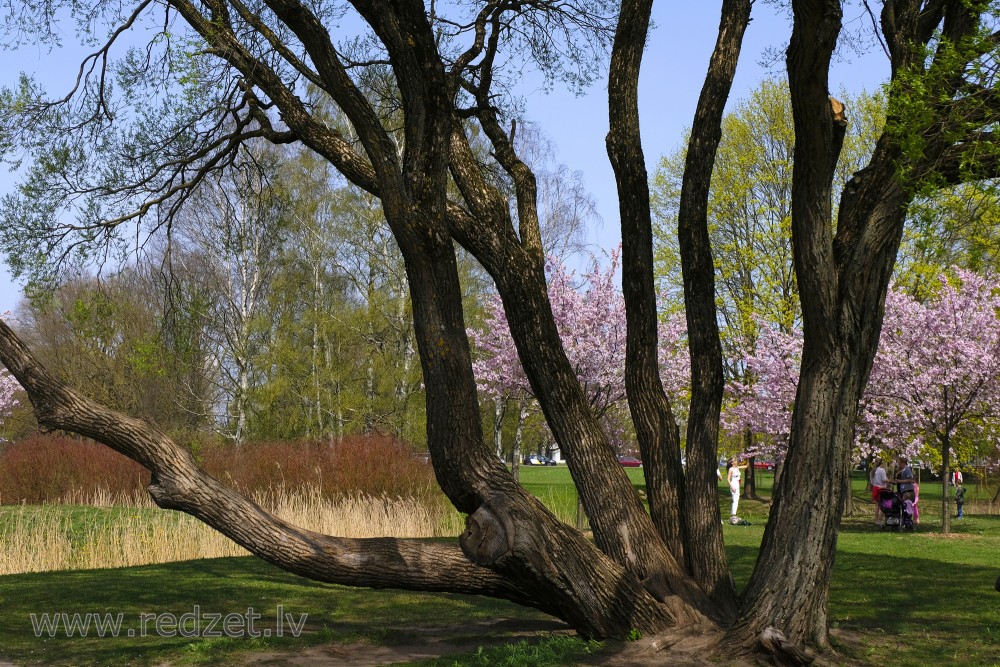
233, 618, 576, 666
228, 625, 869, 667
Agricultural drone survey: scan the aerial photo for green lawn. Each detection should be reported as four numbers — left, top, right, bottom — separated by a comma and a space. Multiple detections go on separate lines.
1, 466, 998, 666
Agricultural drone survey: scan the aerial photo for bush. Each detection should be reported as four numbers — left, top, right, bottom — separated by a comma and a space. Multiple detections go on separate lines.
0, 433, 440, 505
201, 435, 440, 502
0, 435, 149, 504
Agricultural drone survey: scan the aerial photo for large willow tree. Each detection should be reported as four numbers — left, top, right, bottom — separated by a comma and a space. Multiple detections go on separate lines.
2, 0, 1000, 662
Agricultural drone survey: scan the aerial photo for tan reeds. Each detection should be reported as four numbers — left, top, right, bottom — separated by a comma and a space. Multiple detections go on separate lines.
0, 485, 463, 575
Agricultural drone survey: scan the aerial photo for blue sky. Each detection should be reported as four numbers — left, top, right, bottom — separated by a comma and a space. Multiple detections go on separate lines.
0, 3, 889, 313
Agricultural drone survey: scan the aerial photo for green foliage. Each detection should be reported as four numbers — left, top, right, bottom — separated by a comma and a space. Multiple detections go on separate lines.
651, 79, 884, 372
18, 273, 199, 430
896, 182, 1000, 297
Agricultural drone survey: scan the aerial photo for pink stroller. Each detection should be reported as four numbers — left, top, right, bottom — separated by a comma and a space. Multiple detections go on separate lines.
878, 488, 914, 531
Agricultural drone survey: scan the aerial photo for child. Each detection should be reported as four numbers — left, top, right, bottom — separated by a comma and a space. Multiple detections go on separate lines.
955, 481, 966, 519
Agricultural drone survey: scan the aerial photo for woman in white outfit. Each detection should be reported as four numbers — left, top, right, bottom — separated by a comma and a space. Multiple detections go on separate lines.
727, 457, 749, 524
870, 457, 888, 526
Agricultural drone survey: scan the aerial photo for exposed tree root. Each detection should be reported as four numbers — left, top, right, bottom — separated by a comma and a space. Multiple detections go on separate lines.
753, 627, 815, 666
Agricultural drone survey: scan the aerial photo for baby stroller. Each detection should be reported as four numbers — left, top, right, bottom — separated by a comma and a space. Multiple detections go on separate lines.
878, 488, 914, 531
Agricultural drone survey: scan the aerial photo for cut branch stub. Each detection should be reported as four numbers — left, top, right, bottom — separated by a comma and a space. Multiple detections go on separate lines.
829, 96, 847, 125
460, 504, 513, 565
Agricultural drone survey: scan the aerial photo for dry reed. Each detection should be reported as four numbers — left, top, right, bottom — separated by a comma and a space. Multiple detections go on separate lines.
0, 485, 463, 575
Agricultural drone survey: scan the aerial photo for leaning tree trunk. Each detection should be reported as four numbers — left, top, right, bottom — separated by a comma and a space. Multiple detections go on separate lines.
941, 431, 952, 534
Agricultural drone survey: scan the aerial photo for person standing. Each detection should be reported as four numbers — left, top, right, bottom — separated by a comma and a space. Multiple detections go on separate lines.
871, 458, 888, 526
955, 481, 966, 519
892, 456, 915, 501
727, 457, 748, 524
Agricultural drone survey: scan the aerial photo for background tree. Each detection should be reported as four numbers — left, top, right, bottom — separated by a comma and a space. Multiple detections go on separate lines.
172, 145, 288, 445
652, 79, 885, 356
866, 270, 1000, 533
726, 270, 1000, 534
651, 79, 884, 497
895, 183, 1000, 297
16, 272, 208, 432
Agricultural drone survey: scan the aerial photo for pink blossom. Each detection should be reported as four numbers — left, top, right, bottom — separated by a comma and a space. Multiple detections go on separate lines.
469, 250, 689, 423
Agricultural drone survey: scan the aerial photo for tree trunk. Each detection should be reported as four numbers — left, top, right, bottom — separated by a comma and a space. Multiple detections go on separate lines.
743, 455, 757, 499
511, 399, 524, 483
607, 0, 687, 570
674, 0, 752, 610
941, 432, 952, 534
493, 396, 506, 461
729, 347, 862, 648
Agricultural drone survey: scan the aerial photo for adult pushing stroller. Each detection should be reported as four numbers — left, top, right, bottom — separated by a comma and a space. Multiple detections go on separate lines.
878, 488, 914, 531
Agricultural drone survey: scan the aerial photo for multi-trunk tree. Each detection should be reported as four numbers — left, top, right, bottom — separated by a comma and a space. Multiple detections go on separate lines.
3, 0, 1000, 661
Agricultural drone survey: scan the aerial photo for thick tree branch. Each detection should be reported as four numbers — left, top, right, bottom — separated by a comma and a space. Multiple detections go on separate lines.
607, 0, 685, 569
674, 0, 751, 609
0, 319, 535, 605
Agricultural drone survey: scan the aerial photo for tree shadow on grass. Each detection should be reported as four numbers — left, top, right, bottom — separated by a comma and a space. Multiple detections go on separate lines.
0, 556, 554, 667
3, 541, 999, 667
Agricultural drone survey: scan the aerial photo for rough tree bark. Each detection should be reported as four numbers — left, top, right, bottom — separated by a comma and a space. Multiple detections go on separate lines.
607, 0, 752, 613
729, 0, 996, 649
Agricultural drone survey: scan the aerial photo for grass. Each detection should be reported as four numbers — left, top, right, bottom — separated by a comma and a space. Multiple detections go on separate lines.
1, 465, 998, 665
0, 489, 463, 575
515, 465, 646, 528
0, 556, 556, 666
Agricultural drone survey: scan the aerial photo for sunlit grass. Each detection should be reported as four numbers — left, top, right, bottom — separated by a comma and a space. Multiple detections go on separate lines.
0, 488, 463, 575
0, 465, 997, 665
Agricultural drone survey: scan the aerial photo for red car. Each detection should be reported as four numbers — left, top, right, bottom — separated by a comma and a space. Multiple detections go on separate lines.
617, 456, 643, 467
754, 460, 776, 471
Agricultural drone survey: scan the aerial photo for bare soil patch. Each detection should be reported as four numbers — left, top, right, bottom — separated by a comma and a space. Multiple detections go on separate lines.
225, 623, 870, 667
233, 617, 573, 666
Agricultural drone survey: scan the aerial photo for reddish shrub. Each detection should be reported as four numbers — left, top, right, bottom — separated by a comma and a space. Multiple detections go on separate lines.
0, 433, 440, 506
201, 435, 439, 501
0, 435, 150, 504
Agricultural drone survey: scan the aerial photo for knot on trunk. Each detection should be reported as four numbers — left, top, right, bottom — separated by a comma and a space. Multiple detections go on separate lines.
755, 626, 814, 666
147, 472, 198, 511
460, 504, 512, 565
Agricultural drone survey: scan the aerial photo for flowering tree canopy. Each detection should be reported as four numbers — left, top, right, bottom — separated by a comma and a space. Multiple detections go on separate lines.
866, 271, 1000, 531
0, 369, 19, 422
726, 270, 1000, 531
0, 315, 20, 426
722, 324, 801, 460
470, 252, 689, 439
866, 271, 1000, 454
